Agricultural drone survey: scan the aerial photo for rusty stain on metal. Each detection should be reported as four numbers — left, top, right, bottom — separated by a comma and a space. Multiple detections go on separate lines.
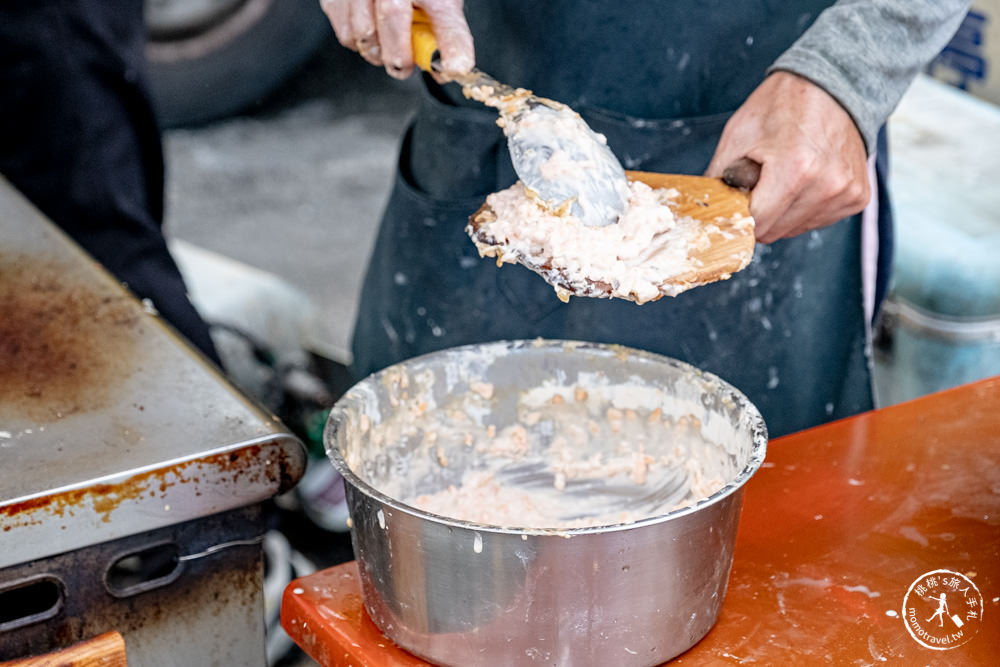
0, 444, 293, 529
0, 256, 142, 422
0, 506, 265, 663
72, 559, 262, 638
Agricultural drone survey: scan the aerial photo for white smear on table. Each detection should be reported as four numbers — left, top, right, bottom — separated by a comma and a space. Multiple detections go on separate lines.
899, 525, 928, 547
774, 576, 832, 590
842, 584, 881, 598
868, 635, 887, 662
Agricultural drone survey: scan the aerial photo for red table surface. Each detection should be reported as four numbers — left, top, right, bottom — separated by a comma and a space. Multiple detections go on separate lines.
282, 378, 1000, 665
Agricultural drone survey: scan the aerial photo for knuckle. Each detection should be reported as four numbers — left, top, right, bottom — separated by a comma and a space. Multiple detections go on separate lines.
381, 0, 409, 14
788, 151, 819, 182
824, 174, 849, 200
835, 175, 868, 211
854, 178, 872, 206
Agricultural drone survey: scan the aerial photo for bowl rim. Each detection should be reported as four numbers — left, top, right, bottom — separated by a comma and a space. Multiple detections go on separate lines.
325, 339, 768, 535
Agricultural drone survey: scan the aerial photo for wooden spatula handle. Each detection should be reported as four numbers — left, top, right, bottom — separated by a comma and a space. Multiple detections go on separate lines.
0, 632, 127, 667
722, 157, 762, 191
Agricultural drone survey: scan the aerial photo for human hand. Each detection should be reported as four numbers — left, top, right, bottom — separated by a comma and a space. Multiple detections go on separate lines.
320, 0, 473, 79
705, 71, 871, 244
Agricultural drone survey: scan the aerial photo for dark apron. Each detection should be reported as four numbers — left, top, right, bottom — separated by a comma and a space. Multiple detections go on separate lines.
0, 0, 220, 363
352, 0, 875, 437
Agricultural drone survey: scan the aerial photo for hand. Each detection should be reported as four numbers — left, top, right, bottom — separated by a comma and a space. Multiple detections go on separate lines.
320, 0, 473, 79
705, 71, 871, 244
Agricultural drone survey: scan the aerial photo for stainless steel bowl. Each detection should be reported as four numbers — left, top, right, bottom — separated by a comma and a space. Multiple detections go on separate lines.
325, 340, 767, 666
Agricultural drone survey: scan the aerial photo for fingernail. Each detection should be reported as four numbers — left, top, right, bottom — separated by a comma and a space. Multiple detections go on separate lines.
357, 34, 380, 60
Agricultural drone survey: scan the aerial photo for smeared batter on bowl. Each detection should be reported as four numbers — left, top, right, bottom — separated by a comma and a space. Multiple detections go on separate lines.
404, 386, 727, 528
341, 356, 738, 530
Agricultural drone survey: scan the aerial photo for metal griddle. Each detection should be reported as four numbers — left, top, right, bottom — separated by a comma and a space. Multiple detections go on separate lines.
0, 176, 306, 665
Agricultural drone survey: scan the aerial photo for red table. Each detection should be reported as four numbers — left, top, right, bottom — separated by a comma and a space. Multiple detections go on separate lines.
283, 378, 1000, 665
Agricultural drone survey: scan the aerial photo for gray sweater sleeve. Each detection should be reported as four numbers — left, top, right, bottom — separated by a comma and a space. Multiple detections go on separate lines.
768, 0, 972, 152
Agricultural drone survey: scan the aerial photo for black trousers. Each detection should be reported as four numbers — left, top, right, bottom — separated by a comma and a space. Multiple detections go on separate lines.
0, 0, 219, 363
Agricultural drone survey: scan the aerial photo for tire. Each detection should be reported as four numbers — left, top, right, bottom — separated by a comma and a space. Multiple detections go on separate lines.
145, 0, 330, 128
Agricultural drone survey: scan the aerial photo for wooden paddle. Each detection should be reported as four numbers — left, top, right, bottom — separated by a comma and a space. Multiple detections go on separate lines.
0, 632, 127, 667
467, 168, 758, 303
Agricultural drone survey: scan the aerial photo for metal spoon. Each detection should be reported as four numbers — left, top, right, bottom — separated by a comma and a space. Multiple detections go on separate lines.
412, 11, 630, 227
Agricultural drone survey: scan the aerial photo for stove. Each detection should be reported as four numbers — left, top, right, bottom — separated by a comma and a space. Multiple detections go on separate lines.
0, 177, 306, 665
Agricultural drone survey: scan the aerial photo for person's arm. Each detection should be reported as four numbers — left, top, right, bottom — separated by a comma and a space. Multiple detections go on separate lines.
771, 0, 973, 154
707, 0, 972, 243
320, 0, 473, 78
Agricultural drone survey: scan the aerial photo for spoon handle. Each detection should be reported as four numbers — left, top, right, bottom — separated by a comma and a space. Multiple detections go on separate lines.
411, 9, 520, 98
411, 8, 439, 72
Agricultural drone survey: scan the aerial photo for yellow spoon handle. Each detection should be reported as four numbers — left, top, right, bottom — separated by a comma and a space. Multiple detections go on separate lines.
411, 8, 438, 73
